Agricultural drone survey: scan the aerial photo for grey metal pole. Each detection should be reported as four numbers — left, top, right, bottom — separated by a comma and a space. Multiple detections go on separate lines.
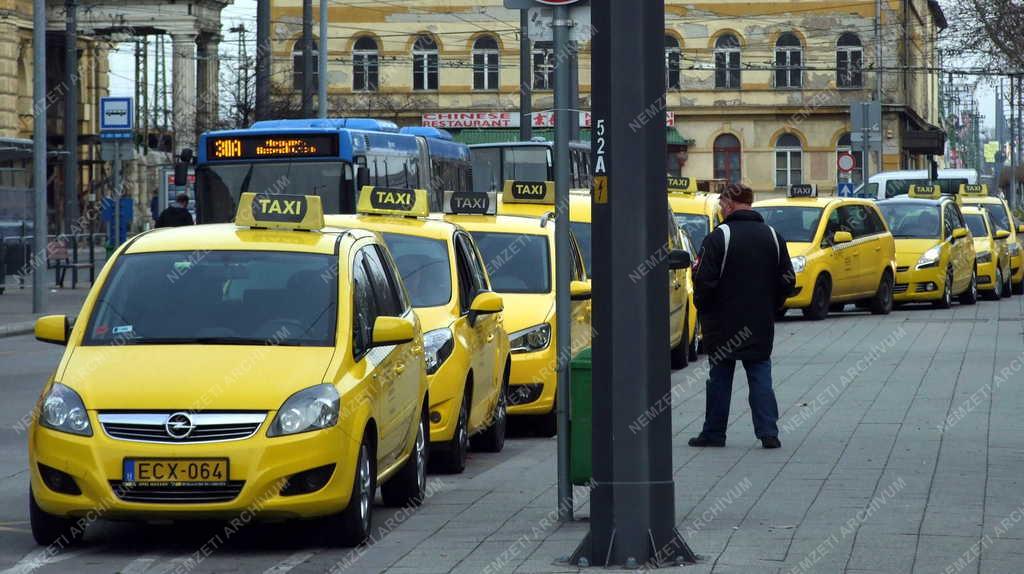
519, 9, 532, 141
32, 0, 46, 313
569, 41, 579, 141
255, 0, 270, 121
553, 4, 572, 523
65, 0, 79, 262
874, 0, 882, 178
302, 0, 313, 117
996, 80, 1004, 194
318, 0, 328, 118
113, 144, 121, 249
1012, 76, 1019, 206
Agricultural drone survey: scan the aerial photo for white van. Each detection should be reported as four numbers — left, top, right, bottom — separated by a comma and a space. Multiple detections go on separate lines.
855, 169, 978, 200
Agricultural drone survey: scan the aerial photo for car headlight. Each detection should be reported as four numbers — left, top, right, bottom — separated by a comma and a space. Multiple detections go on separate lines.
791, 256, 806, 273
40, 383, 92, 436
1009, 242, 1021, 256
509, 323, 551, 354
916, 245, 942, 269
267, 384, 339, 437
977, 250, 992, 263
423, 328, 454, 375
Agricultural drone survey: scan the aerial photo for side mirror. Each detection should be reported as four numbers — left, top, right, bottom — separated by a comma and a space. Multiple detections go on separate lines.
468, 291, 503, 326
1017, 223, 1024, 234
371, 316, 415, 347
952, 227, 969, 240
667, 249, 691, 270
173, 148, 193, 187
995, 229, 1011, 240
832, 231, 853, 244
356, 165, 371, 190
35, 315, 70, 346
570, 280, 592, 301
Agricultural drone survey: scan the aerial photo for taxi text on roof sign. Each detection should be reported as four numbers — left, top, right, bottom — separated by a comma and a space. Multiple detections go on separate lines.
444, 190, 497, 215
357, 186, 430, 217
503, 180, 555, 204
235, 193, 325, 231
959, 183, 988, 196
908, 184, 942, 199
667, 176, 697, 195
788, 184, 818, 198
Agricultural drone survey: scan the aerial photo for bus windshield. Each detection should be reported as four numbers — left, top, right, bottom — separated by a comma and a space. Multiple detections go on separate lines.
196, 161, 350, 223
471, 146, 550, 193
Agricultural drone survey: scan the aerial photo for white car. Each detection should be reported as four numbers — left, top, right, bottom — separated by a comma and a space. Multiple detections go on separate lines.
855, 169, 978, 200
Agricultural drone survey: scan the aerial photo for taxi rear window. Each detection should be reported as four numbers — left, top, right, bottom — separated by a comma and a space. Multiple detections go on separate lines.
877, 204, 941, 239
471, 231, 551, 294
382, 233, 453, 308
84, 251, 337, 346
752, 206, 823, 243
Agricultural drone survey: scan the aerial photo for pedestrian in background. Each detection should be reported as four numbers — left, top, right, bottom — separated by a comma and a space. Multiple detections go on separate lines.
149, 191, 160, 224
156, 193, 194, 228
689, 183, 795, 449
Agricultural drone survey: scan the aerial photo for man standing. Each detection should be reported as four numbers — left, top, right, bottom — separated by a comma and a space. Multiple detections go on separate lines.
156, 193, 194, 228
689, 183, 795, 449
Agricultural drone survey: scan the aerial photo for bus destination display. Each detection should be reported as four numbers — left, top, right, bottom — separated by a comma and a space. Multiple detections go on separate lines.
206, 134, 339, 160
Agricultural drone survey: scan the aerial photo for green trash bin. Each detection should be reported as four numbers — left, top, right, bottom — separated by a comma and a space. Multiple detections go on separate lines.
570, 347, 592, 485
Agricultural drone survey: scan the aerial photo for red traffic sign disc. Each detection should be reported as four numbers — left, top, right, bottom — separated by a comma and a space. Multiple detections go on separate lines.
837, 152, 856, 173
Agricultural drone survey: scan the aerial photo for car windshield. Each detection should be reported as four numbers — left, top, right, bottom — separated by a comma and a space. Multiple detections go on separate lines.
382, 233, 452, 308
877, 204, 941, 239
964, 213, 988, 238
752, 206, 823, 243
196, 161, 348, 223
470, 231, 551, 294
979, 203, 1010, 231
570, 221, 592, 271
674, 213, 711, 249
84, 251, 337, 346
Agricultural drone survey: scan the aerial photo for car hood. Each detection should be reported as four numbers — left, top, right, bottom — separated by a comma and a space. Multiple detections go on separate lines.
894, 238, 940, 257
61, 345, 336, 410
495, 293, 554, 335
786, 242, 815, 257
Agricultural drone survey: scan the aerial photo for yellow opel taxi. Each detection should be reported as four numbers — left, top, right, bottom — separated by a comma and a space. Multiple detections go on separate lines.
326, 188, 511, 474
444, 184, 591, 436
958, 184, 1022, 296
753, 185, 897, 319
29, 193, 429, 548
962, 206, 1012, 300
876, 185, 977, 307
667, 176, 721, 252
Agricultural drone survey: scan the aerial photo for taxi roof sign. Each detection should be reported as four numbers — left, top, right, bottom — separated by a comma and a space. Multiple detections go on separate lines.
959, 183, 988, 197
787, 184, 817, 198
667, 176, 697, 195
908, 184, 942, 199
357, 186, 429, 217
236, 193, 324, 231
444, 190, 497, 215
502, 180, 555, 204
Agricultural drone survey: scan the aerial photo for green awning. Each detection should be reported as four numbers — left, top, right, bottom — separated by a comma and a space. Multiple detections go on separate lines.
667, 128, 693, 146
453, 129, 591, 145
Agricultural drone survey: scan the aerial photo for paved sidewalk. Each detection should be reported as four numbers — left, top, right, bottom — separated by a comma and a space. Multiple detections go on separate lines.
0, 282, 96, 338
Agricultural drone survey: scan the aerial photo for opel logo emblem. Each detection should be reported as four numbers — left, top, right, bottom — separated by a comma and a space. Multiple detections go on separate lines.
165, 412, 195, 439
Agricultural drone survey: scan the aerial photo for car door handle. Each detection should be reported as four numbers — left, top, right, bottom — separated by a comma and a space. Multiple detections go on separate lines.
395, 363, 405, 375
673, 282, 682, 290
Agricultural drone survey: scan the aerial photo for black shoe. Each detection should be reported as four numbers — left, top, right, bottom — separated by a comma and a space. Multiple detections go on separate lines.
761, 437, 781, 449
688, 435, 725, 447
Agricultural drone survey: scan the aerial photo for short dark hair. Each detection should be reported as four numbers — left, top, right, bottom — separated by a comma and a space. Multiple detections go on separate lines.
722, 183, 754, 205
175, 193, 190, 204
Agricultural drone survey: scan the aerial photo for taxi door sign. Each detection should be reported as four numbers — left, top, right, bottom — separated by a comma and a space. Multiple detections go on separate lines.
444, 190, 496, 215
503, 180, 555, 204
908, 184, 941, 199
788, 184, 818, 198
357, 186, 429, 217
236, 193, 324, 231
959, 183, 988, 197
667, 176, 696, 194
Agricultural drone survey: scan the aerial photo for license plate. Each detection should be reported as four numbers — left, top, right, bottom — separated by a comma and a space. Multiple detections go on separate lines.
123, 458, 229, 485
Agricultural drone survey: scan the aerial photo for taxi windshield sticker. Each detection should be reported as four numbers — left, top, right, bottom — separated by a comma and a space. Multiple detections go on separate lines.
444, 190, 496, 215
236, 192, 325, 231
112, 325, 134, 335
357, 186, 429, 217
503, 180, 555, 204
667, 176, 696, 194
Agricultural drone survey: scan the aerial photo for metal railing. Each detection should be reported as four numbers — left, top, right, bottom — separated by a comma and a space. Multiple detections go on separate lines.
1, 232, 107, 293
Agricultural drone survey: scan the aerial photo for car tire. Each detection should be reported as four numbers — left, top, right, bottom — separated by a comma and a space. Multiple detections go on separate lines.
29, 487, 80, 547
322, 431, 375, 547
802, 275, 831, 320
870, 271, 894, 315
381, 405, 428, 507
687, 320, 700, 362
1002, 267, 1012, 298
432, 389, 469, 474
959, 270, 978, 305
471, 366, 508, 454
934, 268, 953, 309
985, 268, 1003, 301
1013, 278, 1024, 295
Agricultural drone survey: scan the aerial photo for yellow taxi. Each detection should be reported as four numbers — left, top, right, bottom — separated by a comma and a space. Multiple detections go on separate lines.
753, 185, 897, 319
444, 183, 591, 436
326, 188, 511, 474
876, 185, 977, 307
667, 176, 721, 252
29, 193, 429, 548
961, 205, 1012, 300
958, 184, 1022, 296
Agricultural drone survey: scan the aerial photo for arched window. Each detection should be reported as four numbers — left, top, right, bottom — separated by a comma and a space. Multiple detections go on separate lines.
837, 33, 863, 88
412, 35, 439, 91
353, 36, 379, 92
665, 36, 681, 89
774, 33, 802, 89
714, 34, 741, 89
713, 134, 742, 184
533, 41, 555, 90
292, 38, 319, 91
473, 36, 500, 91
775, 133, 803, 189
836, 133, 864, 185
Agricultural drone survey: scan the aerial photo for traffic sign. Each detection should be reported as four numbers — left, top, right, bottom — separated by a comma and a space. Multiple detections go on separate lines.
838, 182, 856, 197
100, 97, 133, 131
528, 4, 593, 42
837, 152, 856, 173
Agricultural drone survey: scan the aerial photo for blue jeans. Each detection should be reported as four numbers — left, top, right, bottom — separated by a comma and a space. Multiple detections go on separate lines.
701, 359, 779, 441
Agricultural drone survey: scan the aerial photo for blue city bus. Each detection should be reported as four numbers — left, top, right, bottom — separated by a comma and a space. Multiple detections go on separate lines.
195, 118, 471, 223
469, 140, 592, 194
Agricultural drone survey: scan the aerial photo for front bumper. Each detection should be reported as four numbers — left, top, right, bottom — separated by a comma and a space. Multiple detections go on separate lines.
1011, 252, 1023, 284
893, 265, 944, 302
507, 347, 556, 416
783, 272, 812, 309
976, 260, 997, 291
426, 354, 469, 445
29, 415, 358, 521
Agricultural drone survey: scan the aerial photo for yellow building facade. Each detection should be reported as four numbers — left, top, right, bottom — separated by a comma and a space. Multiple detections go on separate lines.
269, 0, 946, 196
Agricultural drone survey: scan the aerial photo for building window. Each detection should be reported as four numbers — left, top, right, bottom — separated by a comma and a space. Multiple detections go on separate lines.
292, 38, 319, 91
775, 133, 803, 189
665, 36, 681, 89
837, 33, 863, 88
353, 36, 379, 92
713, 133, 741, 184
774, 33, 802, 89
533, 41, 555, 90
473, 36, 500, 91
837, 133, 864, 185
714, 34, 741, 89
412, 35, 439, 91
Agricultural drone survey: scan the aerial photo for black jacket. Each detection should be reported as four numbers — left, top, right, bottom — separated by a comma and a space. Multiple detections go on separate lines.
156, 206, 194, 228
693, 209, 795, 362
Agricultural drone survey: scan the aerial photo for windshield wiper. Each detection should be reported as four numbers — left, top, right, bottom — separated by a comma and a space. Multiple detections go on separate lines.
125, 337, 285, 346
